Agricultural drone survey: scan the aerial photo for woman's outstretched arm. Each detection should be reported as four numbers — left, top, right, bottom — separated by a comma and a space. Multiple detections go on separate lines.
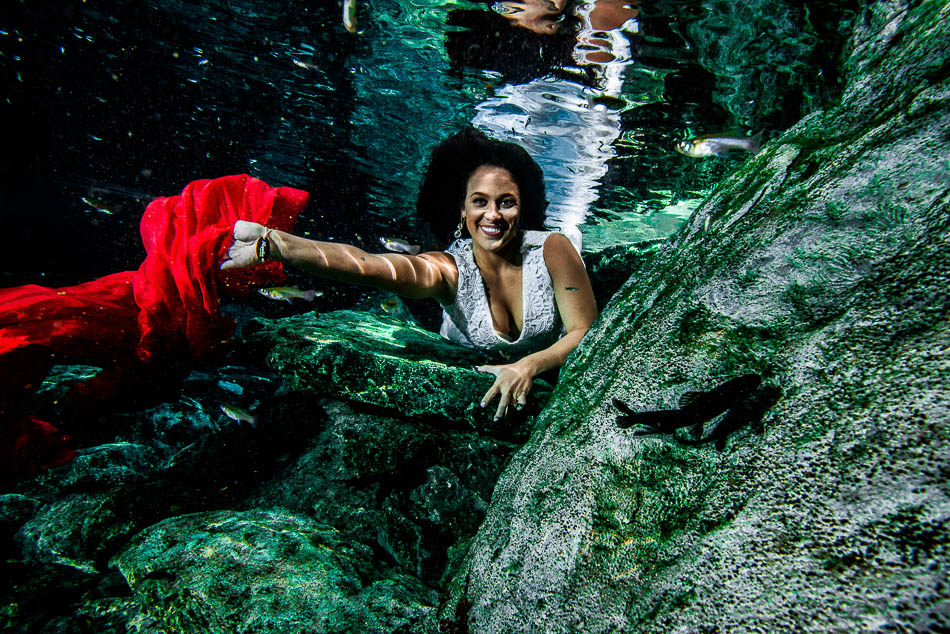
221, 220, 457, 303
477, 232, 597, 420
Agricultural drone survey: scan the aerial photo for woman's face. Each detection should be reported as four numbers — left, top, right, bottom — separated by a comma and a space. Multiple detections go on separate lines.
461, 165, 522, 255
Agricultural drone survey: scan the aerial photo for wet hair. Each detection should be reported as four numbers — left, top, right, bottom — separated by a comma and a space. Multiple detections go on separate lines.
417, 128, 548, 244
445, 5, 579, 85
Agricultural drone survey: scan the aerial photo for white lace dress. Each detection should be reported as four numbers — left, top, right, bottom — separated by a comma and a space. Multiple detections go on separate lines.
439, 230, 564, 358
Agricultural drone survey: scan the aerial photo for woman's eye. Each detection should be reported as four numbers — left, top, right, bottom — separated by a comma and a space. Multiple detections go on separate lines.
500, 198, 516, 208
473, 197, 487, 206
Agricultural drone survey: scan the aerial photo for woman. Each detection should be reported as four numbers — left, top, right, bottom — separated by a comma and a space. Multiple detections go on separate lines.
221, 129, 597, 421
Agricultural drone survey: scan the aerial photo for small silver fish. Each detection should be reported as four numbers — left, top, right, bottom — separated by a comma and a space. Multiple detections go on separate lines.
379, 236, 421, 255
343, 0, 357, 33
675, 133, 761, 158
220, 404, 257, 428
258, 287, 322, 302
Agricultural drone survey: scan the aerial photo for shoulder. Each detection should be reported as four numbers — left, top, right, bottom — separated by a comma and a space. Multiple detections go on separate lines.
541, 232, 584, 274
416, 250, 460, 303
417, 250, 459, 279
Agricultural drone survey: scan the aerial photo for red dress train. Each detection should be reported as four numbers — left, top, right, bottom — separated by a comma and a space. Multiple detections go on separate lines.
0, 175, 309, 478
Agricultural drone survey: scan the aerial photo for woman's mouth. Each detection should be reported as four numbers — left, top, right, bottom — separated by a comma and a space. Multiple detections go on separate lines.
480, 224, 504, 237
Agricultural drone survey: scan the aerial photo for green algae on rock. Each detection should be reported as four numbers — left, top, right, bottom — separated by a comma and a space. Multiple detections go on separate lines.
245, 399, 517, 585
112, 509, 438, 633
441, 1, 950, 631
241, 310, 551, 437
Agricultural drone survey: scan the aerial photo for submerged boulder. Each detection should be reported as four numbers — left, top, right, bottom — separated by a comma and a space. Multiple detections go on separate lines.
443, 1, 950, 631
3, 313, 532, 631
241, 310, 551, 437
244, 399, 516, 585
112, 509, 438, 633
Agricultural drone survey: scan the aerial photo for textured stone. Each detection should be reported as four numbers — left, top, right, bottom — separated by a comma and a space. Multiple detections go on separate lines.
443, 1, 950, 631
241, 310, 552, 437
112, 509, 438, 633
244, 399, 516, 584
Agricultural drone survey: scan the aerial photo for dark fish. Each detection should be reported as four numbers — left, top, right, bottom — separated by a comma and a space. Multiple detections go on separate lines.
677, 384, 782, 450
613, 374, 762, 435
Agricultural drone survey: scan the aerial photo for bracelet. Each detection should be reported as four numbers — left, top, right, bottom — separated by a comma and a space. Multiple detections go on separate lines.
256, 229, 274, 262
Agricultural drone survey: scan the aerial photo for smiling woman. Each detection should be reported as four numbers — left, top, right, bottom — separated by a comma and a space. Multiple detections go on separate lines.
222, 128, 597, 420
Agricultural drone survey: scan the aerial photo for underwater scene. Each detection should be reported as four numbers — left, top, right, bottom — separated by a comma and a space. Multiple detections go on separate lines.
2, 0, 948, 631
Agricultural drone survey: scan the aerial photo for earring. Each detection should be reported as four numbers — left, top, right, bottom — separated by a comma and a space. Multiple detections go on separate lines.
454, 220, 463, 239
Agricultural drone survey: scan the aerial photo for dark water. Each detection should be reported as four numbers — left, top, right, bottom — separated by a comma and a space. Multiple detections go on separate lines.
2, 0, 856, 293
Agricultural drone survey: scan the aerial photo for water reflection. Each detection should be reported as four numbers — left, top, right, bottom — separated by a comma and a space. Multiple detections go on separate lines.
491, 0, 567, 35
449, 1, 641, 251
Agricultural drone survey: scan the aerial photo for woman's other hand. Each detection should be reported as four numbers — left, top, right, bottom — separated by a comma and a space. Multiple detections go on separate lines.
476, 360, 537, 421
221, 220, 269, 270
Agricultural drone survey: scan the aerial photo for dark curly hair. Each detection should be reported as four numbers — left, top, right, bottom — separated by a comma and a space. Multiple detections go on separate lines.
416, 128, 548, 244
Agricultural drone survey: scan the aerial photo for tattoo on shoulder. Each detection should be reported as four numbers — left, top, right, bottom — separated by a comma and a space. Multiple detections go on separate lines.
565, 286, 579, 291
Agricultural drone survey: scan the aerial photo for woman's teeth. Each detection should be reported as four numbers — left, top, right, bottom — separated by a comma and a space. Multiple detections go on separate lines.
481, 225, 502, 236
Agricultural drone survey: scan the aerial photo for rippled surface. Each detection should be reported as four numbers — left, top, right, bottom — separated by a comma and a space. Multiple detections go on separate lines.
2, 0, 856, 287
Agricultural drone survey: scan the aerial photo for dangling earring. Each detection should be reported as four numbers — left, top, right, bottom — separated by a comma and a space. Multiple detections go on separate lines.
454, 220, 464, 239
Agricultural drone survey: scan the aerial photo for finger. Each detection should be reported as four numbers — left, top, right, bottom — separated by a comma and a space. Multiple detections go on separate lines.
220, 258, 235, 270
494, 395, 509, 421
480, 382, 500, 409
515, 388, 528, 409
475, 365, 499, 376
233, 220, 263, 241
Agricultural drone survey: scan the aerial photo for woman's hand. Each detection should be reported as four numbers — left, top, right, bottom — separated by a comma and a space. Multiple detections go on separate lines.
220, 220, 270, 270
476, 360, 537, 421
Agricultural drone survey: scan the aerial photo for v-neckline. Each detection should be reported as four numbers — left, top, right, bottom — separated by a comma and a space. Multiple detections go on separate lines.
479, 248, 527, 345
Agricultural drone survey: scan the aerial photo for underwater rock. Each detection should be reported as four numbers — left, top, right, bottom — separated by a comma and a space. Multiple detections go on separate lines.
241, 310, 550, 438
0, 494, 41, 565
18, 493, 137, 575
583, 240, 663, 310
3, 319, 528, 630
2, 372, 329, 629
112, 508, 438, 633
443, 1, 950, 631
244, 399, 514, 585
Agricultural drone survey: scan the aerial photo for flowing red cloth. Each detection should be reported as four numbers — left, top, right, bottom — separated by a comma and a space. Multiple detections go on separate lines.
0, 175, 309, 478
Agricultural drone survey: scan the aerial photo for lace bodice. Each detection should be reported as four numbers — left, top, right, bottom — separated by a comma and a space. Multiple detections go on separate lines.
439, 231, 564, 358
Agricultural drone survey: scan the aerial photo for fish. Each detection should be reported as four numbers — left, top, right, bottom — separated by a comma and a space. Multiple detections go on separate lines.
343, 0, 357, 33
674, 133, 762, 158
220, 404, 257, 428
380, 298, 404, 314
258, 287, 322, 302
378, 296, 415, 323
677, 384, 782, 450
613, 374, 763, 436
379, 236, 421, 255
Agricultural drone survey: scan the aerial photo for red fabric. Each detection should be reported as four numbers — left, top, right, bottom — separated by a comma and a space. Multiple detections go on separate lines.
0, 175, 309, 479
